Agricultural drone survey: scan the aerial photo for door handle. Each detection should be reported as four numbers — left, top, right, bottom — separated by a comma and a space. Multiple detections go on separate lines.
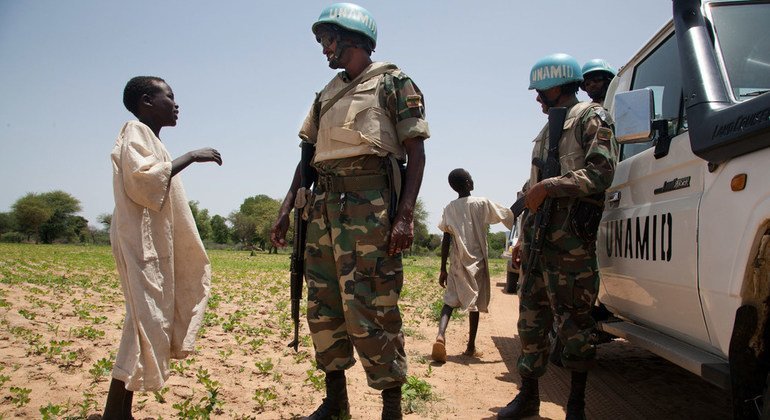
608, 191, 621, 203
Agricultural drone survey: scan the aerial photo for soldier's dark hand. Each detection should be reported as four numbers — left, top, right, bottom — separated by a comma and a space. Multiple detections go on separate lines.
388, 216, 414, 256
439, 270, 448, 288
525, 181, 548, 211
270, 215, 289, 248
511, 240, 522, 270
190, 148, 223, 166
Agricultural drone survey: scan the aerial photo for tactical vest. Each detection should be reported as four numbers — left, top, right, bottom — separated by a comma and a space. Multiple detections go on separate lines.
313, 62, 404, 163
528, 101, 600, 188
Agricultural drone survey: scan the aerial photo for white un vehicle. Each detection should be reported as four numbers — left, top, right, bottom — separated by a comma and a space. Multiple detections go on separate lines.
596, 0, 770, 418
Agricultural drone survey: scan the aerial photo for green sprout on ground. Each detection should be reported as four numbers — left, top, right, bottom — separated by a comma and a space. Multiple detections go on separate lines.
10, 386, 32, 407
401, 375, 434, 414
252, 386, 277, 411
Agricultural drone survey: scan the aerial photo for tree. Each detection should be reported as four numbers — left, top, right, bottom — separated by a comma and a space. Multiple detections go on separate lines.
210, 215, 230, 244
229, 195, 281, 251
488, 231, 507, 257
188, 201, 211, 240
11, 191, 82, 243
411, 199, 431, 252
12, 193, 53, 242
0, 212, 16, 235
97, 213, 112, 231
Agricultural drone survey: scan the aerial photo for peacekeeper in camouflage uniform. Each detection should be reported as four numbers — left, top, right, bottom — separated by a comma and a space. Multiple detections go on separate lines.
580, 58, 617, 106
270, 3, 429, 420
497, 53, 617, 420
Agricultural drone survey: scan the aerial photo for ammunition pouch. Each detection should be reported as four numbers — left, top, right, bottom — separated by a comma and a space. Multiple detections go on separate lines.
294, 187, 313, 221
569, 193, 605, 242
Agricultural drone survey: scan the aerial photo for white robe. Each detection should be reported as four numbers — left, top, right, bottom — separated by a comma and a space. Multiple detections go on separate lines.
109, 121, 210, 391
438, 196, 513, 312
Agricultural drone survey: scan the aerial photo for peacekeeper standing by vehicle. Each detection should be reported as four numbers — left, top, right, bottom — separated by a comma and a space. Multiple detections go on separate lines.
270, 3, 429, 419
579, 58, 616, 106
498, 53, 616, 420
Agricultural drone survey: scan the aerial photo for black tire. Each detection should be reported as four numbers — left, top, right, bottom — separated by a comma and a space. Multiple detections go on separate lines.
504, 270, 519, 294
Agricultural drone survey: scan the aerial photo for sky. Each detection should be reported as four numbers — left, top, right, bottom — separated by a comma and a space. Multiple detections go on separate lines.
0, 1, 673, 235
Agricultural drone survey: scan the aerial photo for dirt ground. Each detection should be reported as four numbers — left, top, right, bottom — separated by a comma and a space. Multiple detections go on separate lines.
0, 252, 732, 419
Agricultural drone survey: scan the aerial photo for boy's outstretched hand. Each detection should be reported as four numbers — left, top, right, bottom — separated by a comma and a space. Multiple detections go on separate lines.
190, 148, 222, 166
439, 269, 447, 288
172, 148, 222, 177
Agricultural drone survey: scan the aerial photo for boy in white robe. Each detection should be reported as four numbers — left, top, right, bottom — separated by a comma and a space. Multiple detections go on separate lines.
103, 76, 222, 419
431, 168, 514, 363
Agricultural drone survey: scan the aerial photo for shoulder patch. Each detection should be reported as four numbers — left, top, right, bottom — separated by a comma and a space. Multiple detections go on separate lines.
406, 94, 423, 108
595, 108, 610, 124
596, 127, 613, 142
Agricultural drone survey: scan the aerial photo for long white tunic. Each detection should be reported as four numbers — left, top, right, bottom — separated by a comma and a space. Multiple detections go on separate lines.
109, 120, 210, 391
438, 196, 513, 312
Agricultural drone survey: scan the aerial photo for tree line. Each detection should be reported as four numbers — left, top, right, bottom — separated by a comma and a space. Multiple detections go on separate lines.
0, 191, 510, 256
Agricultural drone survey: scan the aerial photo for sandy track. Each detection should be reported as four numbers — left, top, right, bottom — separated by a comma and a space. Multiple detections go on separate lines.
398, 277, 732, 419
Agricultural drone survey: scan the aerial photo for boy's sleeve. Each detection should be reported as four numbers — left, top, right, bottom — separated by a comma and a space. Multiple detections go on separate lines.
437, 206, 451, 234
485, 199, 514, 230
120, 122, 172, 212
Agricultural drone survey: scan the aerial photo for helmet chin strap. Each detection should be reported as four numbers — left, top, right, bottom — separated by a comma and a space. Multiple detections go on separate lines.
329, 39, 353, 69
542, 89, 563, 108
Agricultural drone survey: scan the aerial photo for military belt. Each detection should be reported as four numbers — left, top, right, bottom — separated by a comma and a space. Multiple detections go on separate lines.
315, 174, 388, 193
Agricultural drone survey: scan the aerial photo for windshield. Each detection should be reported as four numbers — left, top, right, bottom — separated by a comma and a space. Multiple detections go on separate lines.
709, 1, 770, 100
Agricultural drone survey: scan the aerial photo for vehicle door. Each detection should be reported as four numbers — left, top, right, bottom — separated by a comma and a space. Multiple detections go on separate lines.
598, 32, 710, 347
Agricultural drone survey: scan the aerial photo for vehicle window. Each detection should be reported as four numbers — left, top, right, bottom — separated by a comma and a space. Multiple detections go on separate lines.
709, 2, 770, 100
621, 34, 686, 161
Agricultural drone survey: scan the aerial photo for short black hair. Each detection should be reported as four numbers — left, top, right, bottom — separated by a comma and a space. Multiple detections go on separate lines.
448, 168, 471, 193
123, 76, 166, 115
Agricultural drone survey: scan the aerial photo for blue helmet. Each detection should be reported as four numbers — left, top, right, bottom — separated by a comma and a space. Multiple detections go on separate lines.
312, 3, 377, 48
582, 58, 617, 78
528, 53, 583, 90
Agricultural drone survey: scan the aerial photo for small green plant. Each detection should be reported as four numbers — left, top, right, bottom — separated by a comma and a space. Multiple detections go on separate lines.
153, 387, 169, 403
172, 368, 223, 419
18, 308, 36, 320
305, 367, 325, 391
401, 375, 433, 414
170, 357, 195, 376
76, 386, 99, 418
39, 402, 64, 419
89, 356, 114, 382
0, 366, 10, 389
10, 386, 32, 407
252, 386, 277, 411
254, 358, 274, 375
248, 338, 264, 353
72, 325, 105, 340
218, 348, 233, 363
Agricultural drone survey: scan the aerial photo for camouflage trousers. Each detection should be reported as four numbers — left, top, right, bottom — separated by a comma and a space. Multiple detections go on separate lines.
516, 225, 600, 378
304, 164, 407, 390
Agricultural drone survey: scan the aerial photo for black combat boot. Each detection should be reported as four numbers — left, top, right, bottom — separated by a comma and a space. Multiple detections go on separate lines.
565, 371, 588, 420
306, 370, 349, 420
497, 377, 540, 419
381, 386, 402, 420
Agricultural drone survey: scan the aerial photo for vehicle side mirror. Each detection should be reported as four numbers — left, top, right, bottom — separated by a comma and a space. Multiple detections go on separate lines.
613, 89, 655, 144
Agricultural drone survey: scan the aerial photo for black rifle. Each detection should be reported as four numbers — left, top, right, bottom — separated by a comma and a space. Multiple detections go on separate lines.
287, 143, 316, 351
522, 107, 567, 291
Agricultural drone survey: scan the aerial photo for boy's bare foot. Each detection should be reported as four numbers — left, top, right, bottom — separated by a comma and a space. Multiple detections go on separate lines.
431, 338, 446, 362
462, 346, 483, 357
